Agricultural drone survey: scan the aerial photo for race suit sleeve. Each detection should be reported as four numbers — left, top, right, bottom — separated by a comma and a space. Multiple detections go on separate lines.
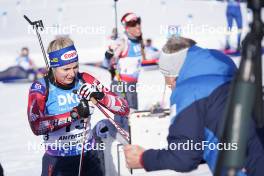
27, 81, 79, 136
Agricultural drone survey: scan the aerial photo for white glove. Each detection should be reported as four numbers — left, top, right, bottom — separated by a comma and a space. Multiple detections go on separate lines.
77, 83, 104, 101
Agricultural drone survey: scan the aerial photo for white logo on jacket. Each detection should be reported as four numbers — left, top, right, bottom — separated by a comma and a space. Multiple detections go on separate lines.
58, 93, 80, 106
34, 83, 42, 89
133, 45, 141, 53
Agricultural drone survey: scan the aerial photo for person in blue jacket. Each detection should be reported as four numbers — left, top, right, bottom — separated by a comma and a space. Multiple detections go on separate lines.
225, 0, 243, 51
124, 36, 264, 175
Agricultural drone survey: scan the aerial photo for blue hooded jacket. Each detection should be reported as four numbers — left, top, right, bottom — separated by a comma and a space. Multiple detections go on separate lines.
142, 46, 264, 175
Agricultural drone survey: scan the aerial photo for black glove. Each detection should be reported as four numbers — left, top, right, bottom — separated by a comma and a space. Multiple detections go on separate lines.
137, 35, 143, 41
105, 49, 114, 60
70, 99, 90, 119
90, 91, 105, 101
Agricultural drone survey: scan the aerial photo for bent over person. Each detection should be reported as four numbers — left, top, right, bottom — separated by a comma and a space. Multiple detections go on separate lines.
124, 36, 264, 176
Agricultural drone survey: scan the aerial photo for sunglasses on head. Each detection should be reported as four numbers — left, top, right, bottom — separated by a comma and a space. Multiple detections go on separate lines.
125, 18, 141, 27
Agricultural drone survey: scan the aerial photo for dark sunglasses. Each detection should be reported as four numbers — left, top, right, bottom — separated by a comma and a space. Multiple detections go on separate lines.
125, 18, 141, 27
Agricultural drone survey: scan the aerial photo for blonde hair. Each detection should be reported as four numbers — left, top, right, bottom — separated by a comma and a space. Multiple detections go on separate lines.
47, 37, 74, 53
162, 36, 196, 54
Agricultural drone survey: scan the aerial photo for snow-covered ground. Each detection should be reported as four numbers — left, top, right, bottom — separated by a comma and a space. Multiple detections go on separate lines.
0, 0, 263, 175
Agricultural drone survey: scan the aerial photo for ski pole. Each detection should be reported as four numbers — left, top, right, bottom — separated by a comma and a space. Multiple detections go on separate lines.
112, 0, 125, 97
78, 117, 89, 176
71, 100, 91, 176
23, 15, 49, 71
128, 119, 133, 175
114, 0, 118, 39
70, 99, 91, 176
139, 35, 146, 61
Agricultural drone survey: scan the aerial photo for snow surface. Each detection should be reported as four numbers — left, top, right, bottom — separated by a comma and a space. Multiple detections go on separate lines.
0, 0, 264, 175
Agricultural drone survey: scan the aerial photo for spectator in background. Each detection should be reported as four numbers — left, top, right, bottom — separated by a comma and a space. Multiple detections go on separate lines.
104, 12, 145, 130
145, 39, 158, 52
102, 27, 119, 79
15, 47, 36, 71
225, 0, 243, 52
0, 47, 38, 82
144, 38, 160, 60
124, 36, 264, 176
